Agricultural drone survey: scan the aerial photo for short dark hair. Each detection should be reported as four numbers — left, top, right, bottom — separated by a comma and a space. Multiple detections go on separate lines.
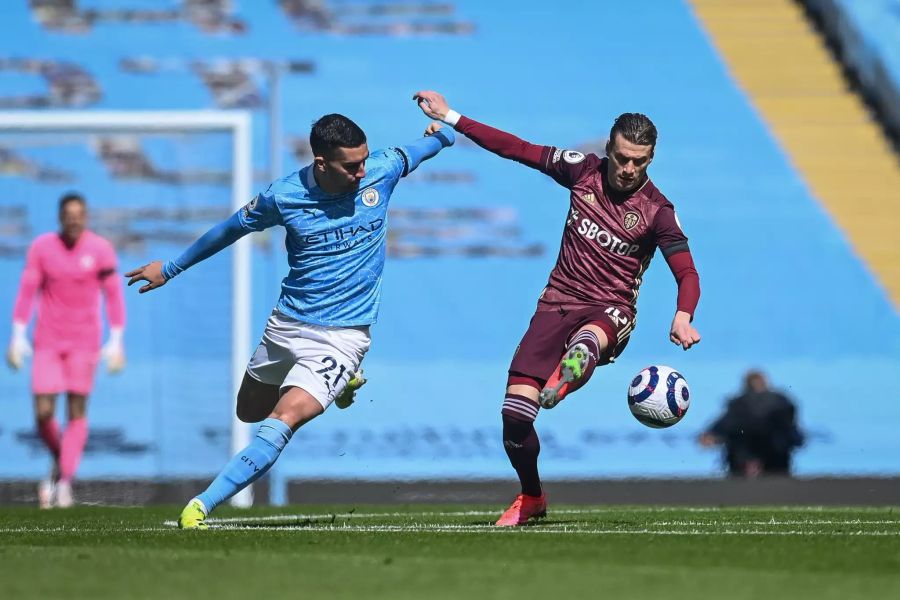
744, 370, 769, 393
609, 113, 657, 147
310, 114, 366, 158
58, 191, 86, 212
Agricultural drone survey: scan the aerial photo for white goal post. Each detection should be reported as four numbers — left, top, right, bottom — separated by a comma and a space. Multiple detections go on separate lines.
0, 111, 255, 507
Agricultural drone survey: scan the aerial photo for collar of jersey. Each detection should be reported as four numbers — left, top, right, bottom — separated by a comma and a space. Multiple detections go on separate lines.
304, 164, 359, 199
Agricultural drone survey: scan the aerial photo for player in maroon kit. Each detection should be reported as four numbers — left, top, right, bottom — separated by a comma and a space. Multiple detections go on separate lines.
414, 90, 702, 526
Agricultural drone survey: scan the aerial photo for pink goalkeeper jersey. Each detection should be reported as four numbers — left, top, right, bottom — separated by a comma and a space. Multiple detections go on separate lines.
12, 230, 125, 352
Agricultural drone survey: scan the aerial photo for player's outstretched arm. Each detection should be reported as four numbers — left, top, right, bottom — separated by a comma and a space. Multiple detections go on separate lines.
413, 90, 547, 170
125, 211, 252, 294
396, 122, 455, 176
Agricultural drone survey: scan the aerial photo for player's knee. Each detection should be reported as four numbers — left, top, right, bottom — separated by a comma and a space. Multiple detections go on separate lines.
506, 373, 542, 400
34, 395, 55, 421
582, 322, 611, 353
503, 374, 542, 423
68, 406, 87, 421
270, 387, 324, 430
67, 395, 87, 420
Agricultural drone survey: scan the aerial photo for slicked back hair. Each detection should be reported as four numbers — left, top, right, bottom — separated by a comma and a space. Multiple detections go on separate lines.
609, 113, 658, 148
310, 114, 367, 159
58, 191, 86, 212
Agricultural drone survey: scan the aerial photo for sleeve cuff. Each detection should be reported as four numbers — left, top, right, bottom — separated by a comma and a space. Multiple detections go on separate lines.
107, 327, 124, 345
676, 308, 695, 321
432, 128, 455, 147
443, 109, 461, 127
162, 260, 182, 280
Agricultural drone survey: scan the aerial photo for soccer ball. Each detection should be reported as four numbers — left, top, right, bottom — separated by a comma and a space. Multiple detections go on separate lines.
627, 365, 690, 428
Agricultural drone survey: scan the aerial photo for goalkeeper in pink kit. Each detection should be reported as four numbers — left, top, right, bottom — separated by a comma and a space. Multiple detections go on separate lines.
6, 193, 126, 508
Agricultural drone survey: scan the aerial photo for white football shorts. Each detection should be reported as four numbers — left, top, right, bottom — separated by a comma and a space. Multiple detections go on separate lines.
246, 310, 371, 409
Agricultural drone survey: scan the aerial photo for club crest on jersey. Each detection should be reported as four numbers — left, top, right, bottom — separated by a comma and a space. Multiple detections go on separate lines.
624, 211, 640, 230
361, 187, 380, 207
563, 150, 585, 164
79, 254, 95, 270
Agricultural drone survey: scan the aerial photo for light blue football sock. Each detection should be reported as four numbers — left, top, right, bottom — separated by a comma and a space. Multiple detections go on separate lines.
196, 418, 292, 514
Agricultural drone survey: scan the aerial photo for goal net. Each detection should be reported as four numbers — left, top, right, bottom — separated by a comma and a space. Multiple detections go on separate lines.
0, 111, 254, 506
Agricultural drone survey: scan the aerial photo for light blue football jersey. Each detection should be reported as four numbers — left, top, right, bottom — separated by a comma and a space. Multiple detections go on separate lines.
238, 148, 406, 327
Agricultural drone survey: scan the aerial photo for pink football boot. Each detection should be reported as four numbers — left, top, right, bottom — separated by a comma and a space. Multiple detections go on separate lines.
495, 493, 548, 527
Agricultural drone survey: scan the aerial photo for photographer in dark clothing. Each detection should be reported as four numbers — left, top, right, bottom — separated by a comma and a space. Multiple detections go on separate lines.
699, 370, 804, 477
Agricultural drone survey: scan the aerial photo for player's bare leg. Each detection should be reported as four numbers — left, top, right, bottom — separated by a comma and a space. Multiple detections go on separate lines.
236, 369, 366, 421
497, 378, 547, 526
539, 324, 609, 409
180, 386, 324, 529
268, 386, 325, 431
57, 393, 88, 508
34, 394, 60, 509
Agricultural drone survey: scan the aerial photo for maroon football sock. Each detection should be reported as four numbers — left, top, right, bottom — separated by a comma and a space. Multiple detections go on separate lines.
502, 409, 542, 497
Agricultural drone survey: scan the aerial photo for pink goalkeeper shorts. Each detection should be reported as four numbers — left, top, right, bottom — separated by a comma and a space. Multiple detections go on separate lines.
32, 349, 99, 396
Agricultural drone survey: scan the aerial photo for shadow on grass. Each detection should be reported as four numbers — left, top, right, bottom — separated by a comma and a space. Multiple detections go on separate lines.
210, 515, 343, 529
207, 515, 580, 530
463, 518, 574, 527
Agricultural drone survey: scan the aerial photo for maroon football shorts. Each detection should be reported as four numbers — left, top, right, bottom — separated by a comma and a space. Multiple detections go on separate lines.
508, 304, 635, 383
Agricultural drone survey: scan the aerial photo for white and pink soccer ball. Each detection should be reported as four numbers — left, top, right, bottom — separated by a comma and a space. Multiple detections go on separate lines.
627, 365, 691, 428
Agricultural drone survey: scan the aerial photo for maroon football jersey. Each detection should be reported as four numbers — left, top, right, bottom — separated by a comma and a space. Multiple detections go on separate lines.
533, 148, 689, 317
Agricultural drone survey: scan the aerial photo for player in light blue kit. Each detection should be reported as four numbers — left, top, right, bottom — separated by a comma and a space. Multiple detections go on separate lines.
124, 114, 455, 528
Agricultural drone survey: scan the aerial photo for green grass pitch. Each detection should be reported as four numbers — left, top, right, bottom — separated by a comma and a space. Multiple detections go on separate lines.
1, 505, 898, 599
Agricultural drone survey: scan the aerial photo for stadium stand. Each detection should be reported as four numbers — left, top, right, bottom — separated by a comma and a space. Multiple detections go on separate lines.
802, 0, 900, 137
692, 0, 900, 308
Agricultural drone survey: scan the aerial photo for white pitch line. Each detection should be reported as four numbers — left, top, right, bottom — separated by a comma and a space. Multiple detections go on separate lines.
5, 521, 899, 537
0, 526, 172, 533
644, 520, 900, 526
6, 509, 898, 535
185, 524, 900, 536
